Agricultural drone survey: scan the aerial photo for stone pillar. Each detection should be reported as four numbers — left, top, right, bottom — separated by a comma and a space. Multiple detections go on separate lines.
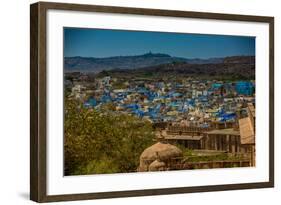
226, 134, 230, 152
214, 135, 218, 150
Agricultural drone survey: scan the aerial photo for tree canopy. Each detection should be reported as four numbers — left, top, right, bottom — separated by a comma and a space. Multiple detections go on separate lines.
64, 99, 154, 175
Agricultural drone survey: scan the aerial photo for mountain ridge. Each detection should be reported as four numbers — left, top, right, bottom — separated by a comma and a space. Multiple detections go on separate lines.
64, 52, 230, 73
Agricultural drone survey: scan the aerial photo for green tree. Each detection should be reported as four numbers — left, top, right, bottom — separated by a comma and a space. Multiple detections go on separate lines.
64, 99, 154, 175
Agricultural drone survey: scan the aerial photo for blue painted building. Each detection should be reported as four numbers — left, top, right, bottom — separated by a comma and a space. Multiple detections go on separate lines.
235, 81, 254, 96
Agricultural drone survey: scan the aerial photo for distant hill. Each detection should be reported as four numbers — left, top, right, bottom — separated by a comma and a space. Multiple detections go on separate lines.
141, 56, 255, 79
64, 52, 224, 73
104, 55, 255, 80
223, 56, 255, 64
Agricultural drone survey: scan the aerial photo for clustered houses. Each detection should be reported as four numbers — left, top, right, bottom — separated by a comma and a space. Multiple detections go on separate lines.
66, 73, 256, 169
67, 75, 255, 125
156, 103, 256, 167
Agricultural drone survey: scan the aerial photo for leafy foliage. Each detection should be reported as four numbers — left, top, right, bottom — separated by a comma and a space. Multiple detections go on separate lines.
64, 99, 154, 175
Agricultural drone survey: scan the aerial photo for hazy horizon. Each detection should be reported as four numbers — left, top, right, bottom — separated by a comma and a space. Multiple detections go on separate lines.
64, 51, 256, 60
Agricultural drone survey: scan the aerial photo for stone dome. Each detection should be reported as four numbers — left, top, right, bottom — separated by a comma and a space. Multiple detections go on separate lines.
138, 142, 183, 172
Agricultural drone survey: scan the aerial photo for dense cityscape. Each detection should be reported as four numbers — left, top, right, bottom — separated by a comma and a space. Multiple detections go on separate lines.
67, 75, 255, 126
64, 66, 256, 174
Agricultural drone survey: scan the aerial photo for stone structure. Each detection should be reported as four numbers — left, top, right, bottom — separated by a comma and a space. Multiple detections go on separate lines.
138, 142, 183, 172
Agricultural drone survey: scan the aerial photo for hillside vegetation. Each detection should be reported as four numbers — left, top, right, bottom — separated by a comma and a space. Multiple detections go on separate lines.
64, 99, 154, 175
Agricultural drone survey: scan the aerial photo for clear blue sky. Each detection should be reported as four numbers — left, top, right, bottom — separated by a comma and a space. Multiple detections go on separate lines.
64, 27, 255, 59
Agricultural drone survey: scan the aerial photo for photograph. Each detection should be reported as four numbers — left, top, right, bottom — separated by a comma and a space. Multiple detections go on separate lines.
63, 28, 256, 176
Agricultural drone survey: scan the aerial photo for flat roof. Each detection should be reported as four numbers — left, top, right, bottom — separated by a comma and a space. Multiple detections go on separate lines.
160, 130, 204, 140
205, 128, 240, 136
164, 135, 203, 141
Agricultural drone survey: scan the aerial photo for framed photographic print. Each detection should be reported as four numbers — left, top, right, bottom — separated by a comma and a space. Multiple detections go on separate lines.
30, 1, 274, 202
